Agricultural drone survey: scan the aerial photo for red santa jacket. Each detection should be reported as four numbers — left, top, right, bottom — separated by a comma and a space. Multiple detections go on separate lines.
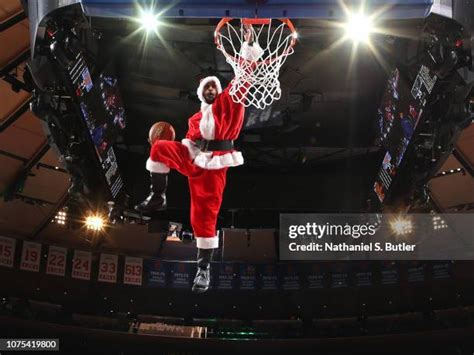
181, 77, 245, 170
181, 42, 264, 170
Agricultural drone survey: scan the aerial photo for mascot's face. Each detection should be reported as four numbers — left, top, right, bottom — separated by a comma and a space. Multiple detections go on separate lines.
202, 80, 218, 104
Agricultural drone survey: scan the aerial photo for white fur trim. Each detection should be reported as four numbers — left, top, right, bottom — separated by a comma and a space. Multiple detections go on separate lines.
240, 41, 264, 61
146, 158, 170, 173
181, 139, 244, 170
199, 103, 215, 140
181, 138, 200, 160
197, 76, 222, 104
196, 235, 219, 249
194, 151, 244, 170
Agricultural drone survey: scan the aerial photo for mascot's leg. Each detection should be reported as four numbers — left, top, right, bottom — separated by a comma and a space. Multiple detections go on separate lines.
135, 141, 190, 214
192, 248, 214, 293
135, 172, 168, 213
189, 168, 228, 293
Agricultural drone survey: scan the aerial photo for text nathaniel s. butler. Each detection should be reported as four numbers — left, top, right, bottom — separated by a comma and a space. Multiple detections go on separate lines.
287, 222, 416, 253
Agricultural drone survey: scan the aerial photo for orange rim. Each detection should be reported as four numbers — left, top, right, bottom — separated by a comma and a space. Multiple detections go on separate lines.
215, 17, 297, 64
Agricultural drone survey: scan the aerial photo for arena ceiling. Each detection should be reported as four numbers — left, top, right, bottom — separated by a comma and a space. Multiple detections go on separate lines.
0, 1, 71, 240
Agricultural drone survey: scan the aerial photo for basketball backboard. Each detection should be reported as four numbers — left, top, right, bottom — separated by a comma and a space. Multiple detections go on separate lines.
80, 0, 435, 20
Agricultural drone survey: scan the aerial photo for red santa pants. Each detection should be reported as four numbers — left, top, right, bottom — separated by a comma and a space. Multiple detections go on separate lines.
148, 140, 227, 249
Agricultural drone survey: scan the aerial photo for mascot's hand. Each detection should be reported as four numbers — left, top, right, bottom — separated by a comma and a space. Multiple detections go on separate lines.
243, 23, 254, 45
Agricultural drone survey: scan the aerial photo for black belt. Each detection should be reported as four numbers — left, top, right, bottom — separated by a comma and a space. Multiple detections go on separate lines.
196, 139, 234, 152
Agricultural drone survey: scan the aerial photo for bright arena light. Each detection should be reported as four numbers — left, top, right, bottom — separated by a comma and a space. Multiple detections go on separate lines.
344, 12, 374, 43
139, 10, 160, 34
53, 210, 67, 225
390, 216, 413, 236
85, 215, 105, 231
432, 215, 448, 230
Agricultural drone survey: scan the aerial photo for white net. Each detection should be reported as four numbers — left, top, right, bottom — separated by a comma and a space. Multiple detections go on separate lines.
215, 18, 296, 110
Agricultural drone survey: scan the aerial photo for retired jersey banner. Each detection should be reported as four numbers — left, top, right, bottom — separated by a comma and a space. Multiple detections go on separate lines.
170, 262, 193, 289
280, 264, 301, 290
260, 264, 278, 290
0, 236, 16, 268
406, 261, 426, 283
431, 261, 452, 280
214, 263, 235, 290
239, 264, 257, 290
124, 256, 143, 286
380, 261, 399, 285
20, 241, 42, 272
306, 263, 326, 289
98, 253, 118, 283
145, 259, 167, 287
354, 262, 374, 287
72, 250, 92, 280
46, 245, 67, 276
331, 263, 350, 288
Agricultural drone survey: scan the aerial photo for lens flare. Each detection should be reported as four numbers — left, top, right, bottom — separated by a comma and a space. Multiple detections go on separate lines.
389, 216, 413, 236
85, 215, 105, 231
138, 10, 160, 34
344, 12, 374, 43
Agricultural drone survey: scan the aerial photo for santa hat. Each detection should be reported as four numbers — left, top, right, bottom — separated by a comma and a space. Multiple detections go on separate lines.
197, 76, 222, 103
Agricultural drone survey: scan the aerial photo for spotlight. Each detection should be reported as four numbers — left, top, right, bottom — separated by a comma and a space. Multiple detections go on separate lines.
85, 215, 105, 231
432, 215, 447, 230
54, 210, 67, 225
344, 12, 374, 43
138, 10, 160, 34
389, 216, 413, 236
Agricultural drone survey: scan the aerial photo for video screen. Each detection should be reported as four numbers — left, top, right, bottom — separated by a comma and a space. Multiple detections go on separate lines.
99, 72, 126, 130
373, 65, 437, 202
71, 59, 126, 198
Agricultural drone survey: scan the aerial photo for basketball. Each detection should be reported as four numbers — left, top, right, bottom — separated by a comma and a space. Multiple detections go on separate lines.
148, 121, 176, 144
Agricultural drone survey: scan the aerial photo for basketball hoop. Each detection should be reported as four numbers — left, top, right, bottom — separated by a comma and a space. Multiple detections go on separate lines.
215, 17, 297, 109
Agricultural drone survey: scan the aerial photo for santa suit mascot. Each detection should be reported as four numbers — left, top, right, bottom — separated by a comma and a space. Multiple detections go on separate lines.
135, 29, 263, 293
